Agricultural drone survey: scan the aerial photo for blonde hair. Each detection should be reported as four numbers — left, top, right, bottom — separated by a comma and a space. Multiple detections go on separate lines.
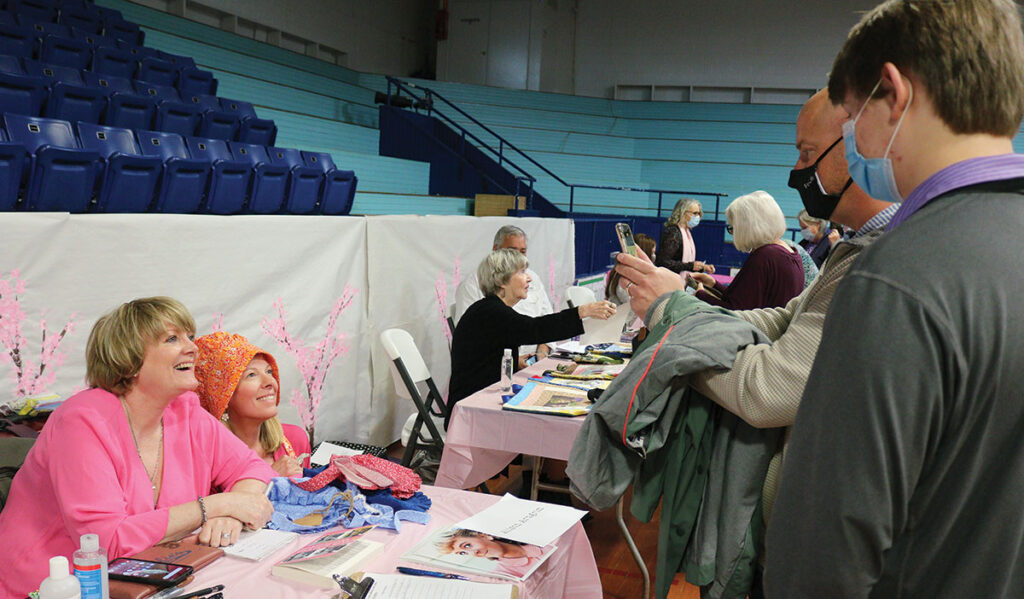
227, 414, 286, 457
86, 297, 196, 394
478, 248, 529, 297
726, 191, 786, 253
666, 198, 702, 226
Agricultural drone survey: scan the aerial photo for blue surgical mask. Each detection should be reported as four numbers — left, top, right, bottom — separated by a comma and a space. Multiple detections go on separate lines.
687, 215, 700, 229
800, 227, 815, 242
842, 78, 913, 204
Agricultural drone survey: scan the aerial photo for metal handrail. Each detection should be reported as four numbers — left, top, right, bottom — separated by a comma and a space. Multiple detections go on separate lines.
385, 76, 729, 217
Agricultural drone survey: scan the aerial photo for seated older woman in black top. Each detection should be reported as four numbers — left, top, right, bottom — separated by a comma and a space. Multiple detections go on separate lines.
448, 249, 615, 422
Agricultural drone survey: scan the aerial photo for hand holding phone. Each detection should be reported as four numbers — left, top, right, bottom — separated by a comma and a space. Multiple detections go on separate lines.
615, 223, 638, 257
108, 558, 193, 587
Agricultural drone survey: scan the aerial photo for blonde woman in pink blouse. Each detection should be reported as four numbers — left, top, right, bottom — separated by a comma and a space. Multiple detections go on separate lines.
0, 297, 276, 599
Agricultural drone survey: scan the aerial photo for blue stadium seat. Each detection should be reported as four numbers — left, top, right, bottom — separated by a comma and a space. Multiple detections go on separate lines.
39, 33, 91, 69
154, 50, 194, 70
0, 70, 47, 115
77, 121, 160, 212
134, 79, 202, 137
24, 60, 106, 124
115, 39, 158, 59
302, 151, 357, 215
219, 97, 277, 145
3, 113, 99, 211
135, 128, 207, 213
102, 17, 143, 46
177, 66, 215, 96
90, 45, 135, 78
9, 0, 58, 24
0, 23, 37, 58
93, 6, 122, 22
137, 56, 177, 86
267, 146, 322, 215
69, 27, 117, 48
228, 142, 287, 214
83, 71, 154, 130
58, 6, 102, 34
185, 136, 250, 214
0, 53, 23, 73
19, 18, 68, 39
0, 126, 27, 211
193, 94, 239, 141
0, 12, 15, 27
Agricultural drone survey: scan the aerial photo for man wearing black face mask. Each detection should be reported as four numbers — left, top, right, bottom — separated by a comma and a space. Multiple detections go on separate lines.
613, 87, 896, 598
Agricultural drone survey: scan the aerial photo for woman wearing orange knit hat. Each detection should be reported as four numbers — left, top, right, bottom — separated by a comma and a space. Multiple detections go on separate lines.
194, 332, 311, 477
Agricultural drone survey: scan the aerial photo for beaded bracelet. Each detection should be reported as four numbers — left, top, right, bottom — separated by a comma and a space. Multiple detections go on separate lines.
197, 496, 208, 525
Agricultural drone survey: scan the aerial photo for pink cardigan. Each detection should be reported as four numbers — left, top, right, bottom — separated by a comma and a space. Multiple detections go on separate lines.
0, 388, 277, 598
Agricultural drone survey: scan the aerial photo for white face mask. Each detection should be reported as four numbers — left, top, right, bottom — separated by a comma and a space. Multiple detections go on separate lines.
842, 78, 913, 203
687, 215, 700, 229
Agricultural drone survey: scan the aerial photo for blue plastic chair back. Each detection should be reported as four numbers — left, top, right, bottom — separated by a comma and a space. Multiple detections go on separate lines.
83, 70, 132, 93
136, 128, 188, 160
238, 116, 276, 146
115, 39, 157, 59
0, 12, 15, 27
186, 135, 250, 214
20, 20, 68, 40
9, 0, 58, 24
90, 45, 135, 78
155, 50, 194, 70
136, 128, 208, 213
269, 145, 323, 215
76, 121, 138, 157
0, 23, 36, 58
4, 112, 75, 152
70, 27, 117, 48
40, 33, 91, 69
4, 113, 99, 211
137, 56, 177, 86
77, 121, 160, 212
177, 67, 216, 97
229, 141, 287, 214
218, 96, 256, 119
302, 151, 337, 173
24, 58, 82, 83
59, 7, 102, 34
0, 126, 27, 211
0, 70, 47, 115
102, 17, 143, 46
0, 53, 23, 74
133, 78, 179, 102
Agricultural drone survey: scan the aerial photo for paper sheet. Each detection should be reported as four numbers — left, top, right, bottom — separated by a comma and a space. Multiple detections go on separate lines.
364, 573, 515, 599
310, 441, 364, 466
223, 529, 299, 561
455, 494, 586, 548
578, 306, 632, 345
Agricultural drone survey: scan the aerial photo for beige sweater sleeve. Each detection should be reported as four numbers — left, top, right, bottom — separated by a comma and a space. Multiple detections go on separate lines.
690, 245, 862, 428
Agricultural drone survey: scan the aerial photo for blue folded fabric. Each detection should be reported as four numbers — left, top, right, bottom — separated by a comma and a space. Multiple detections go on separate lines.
362, 488, 432, 513
266, 477, 430, 533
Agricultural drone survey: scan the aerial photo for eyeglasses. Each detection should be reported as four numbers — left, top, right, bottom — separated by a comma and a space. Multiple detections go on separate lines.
726, 225, 734, 234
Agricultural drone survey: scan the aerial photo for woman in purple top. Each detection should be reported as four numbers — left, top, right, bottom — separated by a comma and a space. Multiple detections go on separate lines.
690, 191, 805, 310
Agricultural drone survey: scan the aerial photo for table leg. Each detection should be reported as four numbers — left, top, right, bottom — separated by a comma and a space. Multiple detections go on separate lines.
616, 495, 650, 599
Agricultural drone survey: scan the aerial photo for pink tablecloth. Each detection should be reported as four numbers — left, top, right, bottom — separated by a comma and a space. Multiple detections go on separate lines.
435, 358, 587, 490
175, 485, 601, 599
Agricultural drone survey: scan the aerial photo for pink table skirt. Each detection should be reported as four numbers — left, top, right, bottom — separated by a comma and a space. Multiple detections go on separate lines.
435, 358, 587, 489
175, 485, 601, 598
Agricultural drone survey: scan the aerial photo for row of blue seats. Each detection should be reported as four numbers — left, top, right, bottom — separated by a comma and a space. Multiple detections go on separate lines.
0, 114, 356, 215
0, 1, 144, 45
0, 27, 212, 92
0, 57, 272, 143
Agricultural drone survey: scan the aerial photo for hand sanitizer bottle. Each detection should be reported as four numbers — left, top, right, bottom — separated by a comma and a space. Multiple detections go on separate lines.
39, 556, 81, 599
500, 348, 513, 394
73, 534, 108, 599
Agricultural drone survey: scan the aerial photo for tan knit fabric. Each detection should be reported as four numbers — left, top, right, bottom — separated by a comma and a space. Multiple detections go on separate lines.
690, 234, 880, 524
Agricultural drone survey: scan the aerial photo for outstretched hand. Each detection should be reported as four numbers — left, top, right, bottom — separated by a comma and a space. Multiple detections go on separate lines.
616, 251, 685, 319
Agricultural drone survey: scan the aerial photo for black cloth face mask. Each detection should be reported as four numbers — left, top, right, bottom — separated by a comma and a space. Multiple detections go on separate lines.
788, 136, 853, 220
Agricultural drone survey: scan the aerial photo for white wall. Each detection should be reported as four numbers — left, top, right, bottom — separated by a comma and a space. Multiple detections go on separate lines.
437, 0, 880, 99
131, 0, 437, 76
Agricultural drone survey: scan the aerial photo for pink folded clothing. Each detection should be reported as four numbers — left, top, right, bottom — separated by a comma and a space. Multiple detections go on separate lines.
293, 454, 421, 499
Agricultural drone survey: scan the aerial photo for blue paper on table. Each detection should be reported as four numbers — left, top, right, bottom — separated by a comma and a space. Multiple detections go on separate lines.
501, 381, 592, 417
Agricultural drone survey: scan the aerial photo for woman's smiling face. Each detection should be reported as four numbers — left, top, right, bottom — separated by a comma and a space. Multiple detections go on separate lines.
226, 356, 279, 422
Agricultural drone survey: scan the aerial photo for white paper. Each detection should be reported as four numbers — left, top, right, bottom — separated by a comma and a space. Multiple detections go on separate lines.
365, 573, 514, 599
223, 529, 299, 561
310, 441, 363, 466
455, 494, 586, 548
578, 303, 631, 345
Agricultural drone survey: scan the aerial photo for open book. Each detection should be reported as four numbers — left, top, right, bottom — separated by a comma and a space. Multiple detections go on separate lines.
502, 381, 592, 417
400, 525, 556, 582
271, 525, 385, 588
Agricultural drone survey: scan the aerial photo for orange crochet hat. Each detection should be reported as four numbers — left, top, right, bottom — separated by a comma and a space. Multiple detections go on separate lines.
194, 331, 280, 420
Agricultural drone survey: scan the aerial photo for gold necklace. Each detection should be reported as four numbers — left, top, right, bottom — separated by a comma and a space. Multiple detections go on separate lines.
120, 397, 164, 501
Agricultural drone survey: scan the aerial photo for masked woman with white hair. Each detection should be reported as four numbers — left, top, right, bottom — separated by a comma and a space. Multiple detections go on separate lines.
448, 249, 615, 425
656, 198, 715, 275
689, 191, 804, 310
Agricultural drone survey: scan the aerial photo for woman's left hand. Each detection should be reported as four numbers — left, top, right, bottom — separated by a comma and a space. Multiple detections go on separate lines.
271, 454, 304, 478
703, 263, 716, 274
198, 516, 243, 547
616, 251, 685, 319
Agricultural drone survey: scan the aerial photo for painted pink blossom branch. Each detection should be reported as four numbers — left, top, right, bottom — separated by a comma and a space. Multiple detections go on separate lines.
435, 273, 451, 343
210, 312, 224, 333
547, 256, 564, 310
0, 271, 76, 400
260, 289, 356, 440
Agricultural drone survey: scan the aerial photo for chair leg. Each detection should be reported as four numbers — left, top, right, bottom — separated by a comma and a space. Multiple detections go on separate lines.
616, 495, 650, 599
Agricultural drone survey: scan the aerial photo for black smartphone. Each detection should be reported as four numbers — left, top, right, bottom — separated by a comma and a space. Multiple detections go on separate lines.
615, 223, 638, 257
108, 558, 193, 587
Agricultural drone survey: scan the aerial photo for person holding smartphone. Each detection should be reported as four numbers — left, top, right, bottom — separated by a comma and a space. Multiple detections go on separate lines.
448, 249, 615, 426
655, 198, 715, 275
0, 298, 276, 599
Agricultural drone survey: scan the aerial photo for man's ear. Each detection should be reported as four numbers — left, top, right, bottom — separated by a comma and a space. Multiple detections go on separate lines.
880, 62, 913, 124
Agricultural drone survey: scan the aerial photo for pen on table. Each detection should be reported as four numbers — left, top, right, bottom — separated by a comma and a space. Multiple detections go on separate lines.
396, 566, 468, 581
161, 584, 225, 599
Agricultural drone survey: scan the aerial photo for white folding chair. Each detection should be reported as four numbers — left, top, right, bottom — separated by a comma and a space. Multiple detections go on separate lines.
565, 285, 596, 308
380, 328, 447, 467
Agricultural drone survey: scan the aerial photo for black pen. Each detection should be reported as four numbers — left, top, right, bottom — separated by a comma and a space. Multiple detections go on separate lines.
164, 584, 225, 599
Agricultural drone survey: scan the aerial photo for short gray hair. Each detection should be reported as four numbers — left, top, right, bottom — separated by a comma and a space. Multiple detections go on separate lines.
666, 198, 702, 226
726, 191, 786, 253
797, 209, 828, 229
478, 249, 529, 296
492, 225, 526, 248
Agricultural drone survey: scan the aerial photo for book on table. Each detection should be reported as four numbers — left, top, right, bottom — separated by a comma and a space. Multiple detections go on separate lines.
400, 524, 556, 582
501, 381, 592, 417
271, 525, 385, 588
359, 573, 519, 598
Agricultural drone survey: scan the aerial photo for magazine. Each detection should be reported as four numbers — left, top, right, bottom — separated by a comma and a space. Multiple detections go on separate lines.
501, 382, 592, 417
271, 525, 385, 588
400, 525, 557, 582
